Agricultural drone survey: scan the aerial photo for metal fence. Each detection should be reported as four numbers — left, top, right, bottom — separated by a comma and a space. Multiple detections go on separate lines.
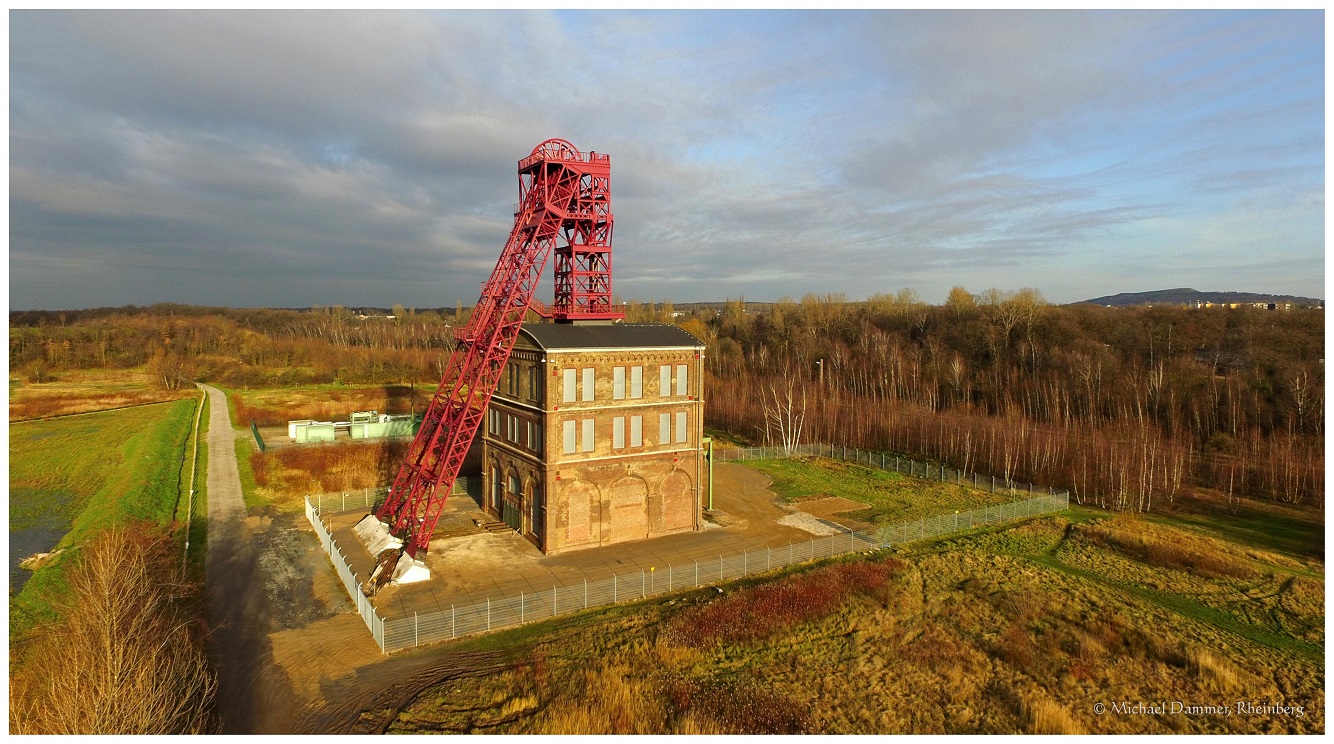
304, 496, 385, 648
717, 443, 1054, 499
305, 447, 1070, 654
369, 490, 1067, 653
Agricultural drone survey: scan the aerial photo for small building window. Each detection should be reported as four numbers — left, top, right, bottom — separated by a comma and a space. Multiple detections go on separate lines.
563, 368, 577, 404
676, 364, 688, 397
630, 415, 642, 447
613, 416, 625, 449
613, 367, 626, 400
582, 368, 595, 401
630, 366, 643, 398
581, 418, 595, 452
562, 420, 576, 454
660, 365, 671, 397
676, 411, 687, 443
659, 412, 670, 443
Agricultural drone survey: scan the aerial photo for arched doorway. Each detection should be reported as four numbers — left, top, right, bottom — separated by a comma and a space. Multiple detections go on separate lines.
503, 469, 522, 531
609, 476, 648, 543
661, 470, 693, 530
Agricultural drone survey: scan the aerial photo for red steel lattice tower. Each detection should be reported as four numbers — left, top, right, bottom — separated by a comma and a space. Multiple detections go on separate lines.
374, 139, 619, 559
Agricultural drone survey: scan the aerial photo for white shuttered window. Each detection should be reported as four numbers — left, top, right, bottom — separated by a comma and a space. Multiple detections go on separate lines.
613, 367, 626, 399
582, 368, 595, 401
676, 411, 687, 443
659, 412, 671, 443
612, 416, 626, 449
562, 420, 576, 454
676, 364, 688, 396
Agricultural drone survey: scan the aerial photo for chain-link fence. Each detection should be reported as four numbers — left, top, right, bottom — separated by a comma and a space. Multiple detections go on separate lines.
304, 446, 1070, 653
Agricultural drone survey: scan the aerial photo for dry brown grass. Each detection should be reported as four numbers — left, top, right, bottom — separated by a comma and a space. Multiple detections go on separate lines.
250, 441, 407, 510
1084, 514, 1258, 579
10, 369, 193, 421
1025, 694, 1085, 735
1189, 648, 1241, 694
232, 385, 427, 426
389, 514, 1324, 735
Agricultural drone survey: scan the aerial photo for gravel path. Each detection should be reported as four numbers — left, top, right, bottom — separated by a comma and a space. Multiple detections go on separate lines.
201, 384, 301, 733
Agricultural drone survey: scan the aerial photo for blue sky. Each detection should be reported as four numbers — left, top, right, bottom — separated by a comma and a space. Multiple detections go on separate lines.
8, 10, 1325, 310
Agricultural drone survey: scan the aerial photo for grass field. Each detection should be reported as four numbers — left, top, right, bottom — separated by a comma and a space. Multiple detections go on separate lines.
9, 368, 193, 421
10, 398, 197, 637
744, 455, 1018, 524
381, 501, 1323, 734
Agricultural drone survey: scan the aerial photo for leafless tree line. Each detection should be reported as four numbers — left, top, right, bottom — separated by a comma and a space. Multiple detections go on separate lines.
704, 291, 1323, 510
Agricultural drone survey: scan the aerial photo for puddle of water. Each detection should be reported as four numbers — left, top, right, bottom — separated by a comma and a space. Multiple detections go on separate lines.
10, 528, 66, 594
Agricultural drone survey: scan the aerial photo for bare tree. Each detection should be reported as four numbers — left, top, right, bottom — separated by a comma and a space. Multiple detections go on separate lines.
11, 527, 217, 734
761, 366, 807, 456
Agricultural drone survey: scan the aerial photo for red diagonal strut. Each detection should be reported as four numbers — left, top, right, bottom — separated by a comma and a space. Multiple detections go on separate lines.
374, 139, 616, 558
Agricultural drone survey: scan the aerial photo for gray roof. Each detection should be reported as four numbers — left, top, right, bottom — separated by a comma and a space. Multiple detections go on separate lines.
519, 322, 703, 351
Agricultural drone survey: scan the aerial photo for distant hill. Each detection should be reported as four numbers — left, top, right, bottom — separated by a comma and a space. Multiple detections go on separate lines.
1078, 288, 1322, 308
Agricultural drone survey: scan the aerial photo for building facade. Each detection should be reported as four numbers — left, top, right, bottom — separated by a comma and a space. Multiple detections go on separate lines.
481, 322, 706, 554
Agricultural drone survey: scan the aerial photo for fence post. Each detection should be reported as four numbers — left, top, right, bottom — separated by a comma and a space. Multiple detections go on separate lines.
695, 561, 699, 587
584, 579, 588, 609
487, 598, 491, 631
642, 570, 646, 599
343, 492, 346, 511
452, 606, 455, 639
767, 546, 771, 571
614, 575, 618, 603
415, 612, 419, 647
720, 555, 724, 582
744, 551, 748, 576
554, 585, 557, 615
521, 591, 525, 623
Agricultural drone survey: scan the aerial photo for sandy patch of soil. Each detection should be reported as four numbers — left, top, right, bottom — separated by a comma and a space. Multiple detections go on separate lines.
777, 512, 845, 536
268, 614, 385, 700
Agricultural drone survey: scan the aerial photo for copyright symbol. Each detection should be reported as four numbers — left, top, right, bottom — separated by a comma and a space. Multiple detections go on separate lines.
1094, 703, 1106, 715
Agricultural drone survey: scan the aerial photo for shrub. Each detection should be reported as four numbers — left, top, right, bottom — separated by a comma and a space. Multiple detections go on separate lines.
661, 559, 902, 648
10, 525, 217, 734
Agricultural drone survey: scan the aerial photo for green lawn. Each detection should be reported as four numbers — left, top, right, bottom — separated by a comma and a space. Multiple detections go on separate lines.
10, 398, 197, 636
742, 456, 1018, 524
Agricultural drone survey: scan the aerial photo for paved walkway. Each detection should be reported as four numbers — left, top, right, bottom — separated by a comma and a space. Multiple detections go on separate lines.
200, 384, 269, 733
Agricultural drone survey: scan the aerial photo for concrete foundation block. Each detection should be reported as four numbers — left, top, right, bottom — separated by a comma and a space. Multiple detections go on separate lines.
354, 514, 403, 556
392, 556, 431, 584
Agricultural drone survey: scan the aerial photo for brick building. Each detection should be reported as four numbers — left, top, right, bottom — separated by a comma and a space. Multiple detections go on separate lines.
481, 322, 706, 554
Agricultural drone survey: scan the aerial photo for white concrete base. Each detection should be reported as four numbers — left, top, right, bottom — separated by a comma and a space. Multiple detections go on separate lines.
392, 556, 431, 584
354, 514, 403, 557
